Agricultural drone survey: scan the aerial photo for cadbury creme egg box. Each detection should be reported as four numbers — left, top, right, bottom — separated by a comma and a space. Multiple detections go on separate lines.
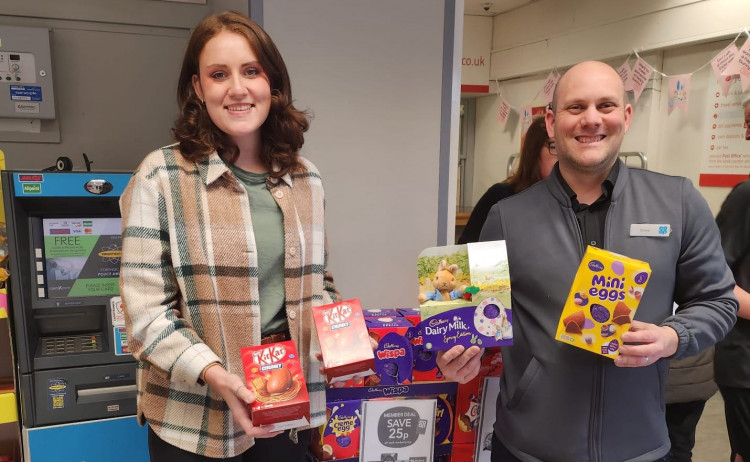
555, 246, 651, 357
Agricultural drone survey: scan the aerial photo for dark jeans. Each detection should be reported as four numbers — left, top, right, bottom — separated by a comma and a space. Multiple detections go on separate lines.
148, 426, 311, 461
491, 432, 670, 462
665, 399, 707, 462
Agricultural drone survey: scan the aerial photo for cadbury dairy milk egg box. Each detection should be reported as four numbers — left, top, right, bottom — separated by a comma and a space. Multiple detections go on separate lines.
240, 340, 310, 431
417, 241, 513, 351
555, 246, 651, 357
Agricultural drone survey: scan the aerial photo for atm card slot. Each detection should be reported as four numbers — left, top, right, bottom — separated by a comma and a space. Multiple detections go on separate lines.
76, 384, 136, 404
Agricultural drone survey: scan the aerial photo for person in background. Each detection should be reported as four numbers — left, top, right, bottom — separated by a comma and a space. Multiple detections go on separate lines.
714, 95, 750, 462
457, 116, 557, 244
119, 11, 338, 461
437, 61, 737, 462
664, 343, 717, 462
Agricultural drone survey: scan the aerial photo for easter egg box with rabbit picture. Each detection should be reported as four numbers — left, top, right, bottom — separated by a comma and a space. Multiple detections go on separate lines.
417, 241, 512, 351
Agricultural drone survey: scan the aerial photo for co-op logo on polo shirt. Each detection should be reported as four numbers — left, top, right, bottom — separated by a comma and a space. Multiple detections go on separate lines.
84, 179, 114, 195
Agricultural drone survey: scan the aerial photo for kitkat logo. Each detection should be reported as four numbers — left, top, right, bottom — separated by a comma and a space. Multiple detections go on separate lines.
322, 304, 352, 325
252, 345, 286, 366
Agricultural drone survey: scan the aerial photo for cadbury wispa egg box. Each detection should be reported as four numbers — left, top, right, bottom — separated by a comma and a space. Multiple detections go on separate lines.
555, 246, 651, 357
417, 241, 512, 351
365, 316, 414, 386
240, 340, 310, 431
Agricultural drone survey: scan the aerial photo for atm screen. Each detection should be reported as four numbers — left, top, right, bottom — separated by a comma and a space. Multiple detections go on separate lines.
42, 217, 122, 298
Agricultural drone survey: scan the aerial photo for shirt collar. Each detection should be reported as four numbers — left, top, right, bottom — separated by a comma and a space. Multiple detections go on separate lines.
201, 151, 293, 187
554, 160, 619, 205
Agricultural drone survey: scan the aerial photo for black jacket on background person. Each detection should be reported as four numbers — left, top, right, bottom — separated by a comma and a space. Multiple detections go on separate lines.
715, 178, 750, 388
457, 182, 514, 244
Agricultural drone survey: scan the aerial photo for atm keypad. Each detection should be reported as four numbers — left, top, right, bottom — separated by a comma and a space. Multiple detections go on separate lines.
41, 334, 103, 355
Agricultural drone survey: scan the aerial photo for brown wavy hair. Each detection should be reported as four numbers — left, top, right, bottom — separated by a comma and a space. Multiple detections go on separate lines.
506, 115, 550, 193
173, 11, 308, 177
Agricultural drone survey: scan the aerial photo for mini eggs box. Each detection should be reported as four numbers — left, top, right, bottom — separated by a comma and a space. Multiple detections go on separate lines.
312, 299, 376, 384
240, 340, 310, 431
417, 241, 512, 351
555, 246, 651, 357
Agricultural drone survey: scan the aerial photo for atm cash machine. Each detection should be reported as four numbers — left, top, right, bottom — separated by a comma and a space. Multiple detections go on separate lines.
2, 171, 148, 460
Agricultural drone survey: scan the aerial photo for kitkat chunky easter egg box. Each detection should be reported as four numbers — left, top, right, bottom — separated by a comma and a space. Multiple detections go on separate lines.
555, 246, 651, 357
417, 241, 513, 351
240, 340, 310, 431
313, 299, 375, 383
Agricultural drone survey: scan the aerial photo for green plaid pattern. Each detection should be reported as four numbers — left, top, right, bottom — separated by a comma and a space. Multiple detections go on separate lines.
119, 145, 338, 457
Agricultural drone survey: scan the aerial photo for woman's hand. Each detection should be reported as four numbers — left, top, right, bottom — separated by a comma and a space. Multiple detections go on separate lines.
204, 365, 283, 439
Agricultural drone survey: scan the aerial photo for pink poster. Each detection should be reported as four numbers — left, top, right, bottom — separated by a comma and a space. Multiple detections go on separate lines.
631, 58, 653, 104
617, 60, 633, 92
668, 74, 691, 115
496, 98, 512, 126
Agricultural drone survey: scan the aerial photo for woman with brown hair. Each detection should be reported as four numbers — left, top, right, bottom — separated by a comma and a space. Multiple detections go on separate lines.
458, 115, 556, 244
119, 11, 338, 461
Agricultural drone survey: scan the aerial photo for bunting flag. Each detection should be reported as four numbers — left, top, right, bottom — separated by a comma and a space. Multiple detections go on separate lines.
617, 60, 633, 92
486, 29, 749, 138
631, 58, 653, 104
712, 43, 739, 96
723, 45, 743, 78
668, 74, 691, 115
496, 98, 512, 126
541, 71, 560, 104
735, 38, 750, 92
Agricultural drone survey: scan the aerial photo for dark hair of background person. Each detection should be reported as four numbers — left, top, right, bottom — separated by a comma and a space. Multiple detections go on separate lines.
457, 115, 551, 245
173, 11, 308, 178
506, 115, 550, 193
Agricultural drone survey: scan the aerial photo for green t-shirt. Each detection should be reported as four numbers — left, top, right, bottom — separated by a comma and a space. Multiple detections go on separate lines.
227, 163, 287, 335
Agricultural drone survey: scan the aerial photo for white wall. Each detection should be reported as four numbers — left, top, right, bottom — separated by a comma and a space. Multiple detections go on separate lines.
0, 1, 460, 308
0, 0, 247, 171
264, 1, 458, 307
470, 0, 750, 214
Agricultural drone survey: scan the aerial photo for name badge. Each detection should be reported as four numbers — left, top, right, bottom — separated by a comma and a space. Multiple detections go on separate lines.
630, 224, 671, 237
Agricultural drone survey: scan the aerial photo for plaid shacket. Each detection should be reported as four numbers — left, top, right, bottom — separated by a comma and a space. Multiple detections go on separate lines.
119, 145, 338, 457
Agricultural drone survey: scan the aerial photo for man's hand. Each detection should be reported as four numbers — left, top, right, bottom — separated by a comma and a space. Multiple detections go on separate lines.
614, 320, 679, 367
436, 345, 484, 383
204, 365, 282, 439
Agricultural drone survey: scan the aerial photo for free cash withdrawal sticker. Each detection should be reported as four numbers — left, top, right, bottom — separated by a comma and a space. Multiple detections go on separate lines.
43, 217, 122, 298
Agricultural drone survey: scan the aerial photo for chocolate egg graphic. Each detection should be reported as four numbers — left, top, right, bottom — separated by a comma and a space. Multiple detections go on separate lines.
266, 367, 293, 394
